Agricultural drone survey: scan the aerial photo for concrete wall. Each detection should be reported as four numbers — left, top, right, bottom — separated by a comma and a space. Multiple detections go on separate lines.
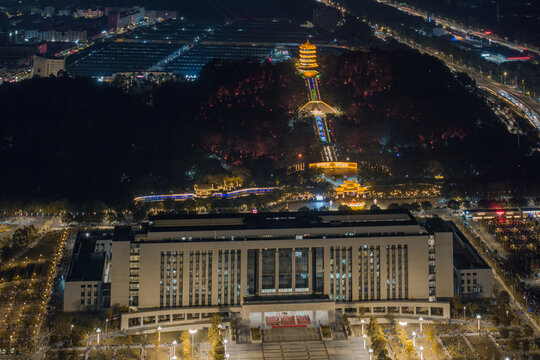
458, 268, 494, 298
435, 231, 454, 299
110, 240, 130, 307
64, 280, 101, 312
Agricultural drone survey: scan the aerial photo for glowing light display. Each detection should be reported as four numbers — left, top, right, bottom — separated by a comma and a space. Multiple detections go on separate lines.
134, 187, 277, 203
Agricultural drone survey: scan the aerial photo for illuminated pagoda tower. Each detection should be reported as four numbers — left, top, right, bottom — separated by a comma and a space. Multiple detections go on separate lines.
298, 40, 320, 79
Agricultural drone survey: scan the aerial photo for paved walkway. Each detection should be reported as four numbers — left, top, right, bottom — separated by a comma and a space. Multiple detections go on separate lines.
227, 338, 369, 360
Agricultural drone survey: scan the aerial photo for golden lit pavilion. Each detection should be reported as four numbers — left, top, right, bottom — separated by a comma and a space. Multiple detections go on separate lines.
334, 180, 368, 197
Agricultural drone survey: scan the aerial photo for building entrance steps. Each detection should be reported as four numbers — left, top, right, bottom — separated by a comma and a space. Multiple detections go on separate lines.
331, 310, 348, 340
262, 341, 330, 360
262, 327, 321, 342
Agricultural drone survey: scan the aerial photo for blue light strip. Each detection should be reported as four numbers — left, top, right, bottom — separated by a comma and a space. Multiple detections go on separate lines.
134, 187, 277, 203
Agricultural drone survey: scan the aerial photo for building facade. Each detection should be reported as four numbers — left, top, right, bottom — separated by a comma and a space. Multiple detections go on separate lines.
439, 220, 494, 298
105, 211, 453, 330
64, 230, 113, 312
33, 55, 65, 76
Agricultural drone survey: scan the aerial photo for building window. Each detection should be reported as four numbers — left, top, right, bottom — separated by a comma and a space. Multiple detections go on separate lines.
403, 245, 408, 299
223, 250, 228, 305
262, 249, 276, 293
279, 248, 292, 292
295, 248, 309, 292
218, 250, 222, 304
247, 249, 257, 296
314, 247, 324, 293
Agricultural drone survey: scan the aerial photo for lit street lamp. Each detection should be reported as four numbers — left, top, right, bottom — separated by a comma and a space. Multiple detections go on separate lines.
158, 326, 162, 342
419, 317, 423, 333
419, 346, 424, 360
105, 318, 108, 333
368, 348, 373, 360
96, 328, 101, 345
189, 329, 198, 360
412, 331, 416, 347
463, 306, 466, 320
476, 314, 481, 332
361, 319, 365, 335
363, 334, 367, 349
172, 340, 177, 357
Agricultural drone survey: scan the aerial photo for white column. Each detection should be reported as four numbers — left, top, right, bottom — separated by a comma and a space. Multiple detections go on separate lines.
323, 246, 331, 296
291, 248, 296, 292
257, 249, 262, 295
275, 249, 279, 293
352, 246, 359, 301
240, 249, 248, 305
308, 248, 313, 293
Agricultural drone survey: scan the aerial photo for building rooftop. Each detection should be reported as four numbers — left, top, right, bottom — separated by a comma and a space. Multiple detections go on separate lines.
447, 221, 490, 270
66, 230, 111, 281
118, 210, 425, 243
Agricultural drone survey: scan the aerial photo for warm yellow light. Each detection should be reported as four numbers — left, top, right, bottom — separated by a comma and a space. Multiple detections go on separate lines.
309, 162, 358, 170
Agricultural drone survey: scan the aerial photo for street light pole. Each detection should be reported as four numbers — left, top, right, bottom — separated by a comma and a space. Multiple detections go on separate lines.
368, 348, 373, 360
419, 317, 423, 333
464, 306, 466, 320
105, 319, 108, 334
158, 326, 162, 343
96, 328, 101, 346
476, 314, 481, 332
361, 319, 365, 335
173, 340, 177, 358
419, 346, 424, 360
412, 331, 416, 347
363, 334, 367, 349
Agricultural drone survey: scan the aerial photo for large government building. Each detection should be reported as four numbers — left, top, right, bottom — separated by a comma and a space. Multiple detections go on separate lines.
105, 210, 455, 330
